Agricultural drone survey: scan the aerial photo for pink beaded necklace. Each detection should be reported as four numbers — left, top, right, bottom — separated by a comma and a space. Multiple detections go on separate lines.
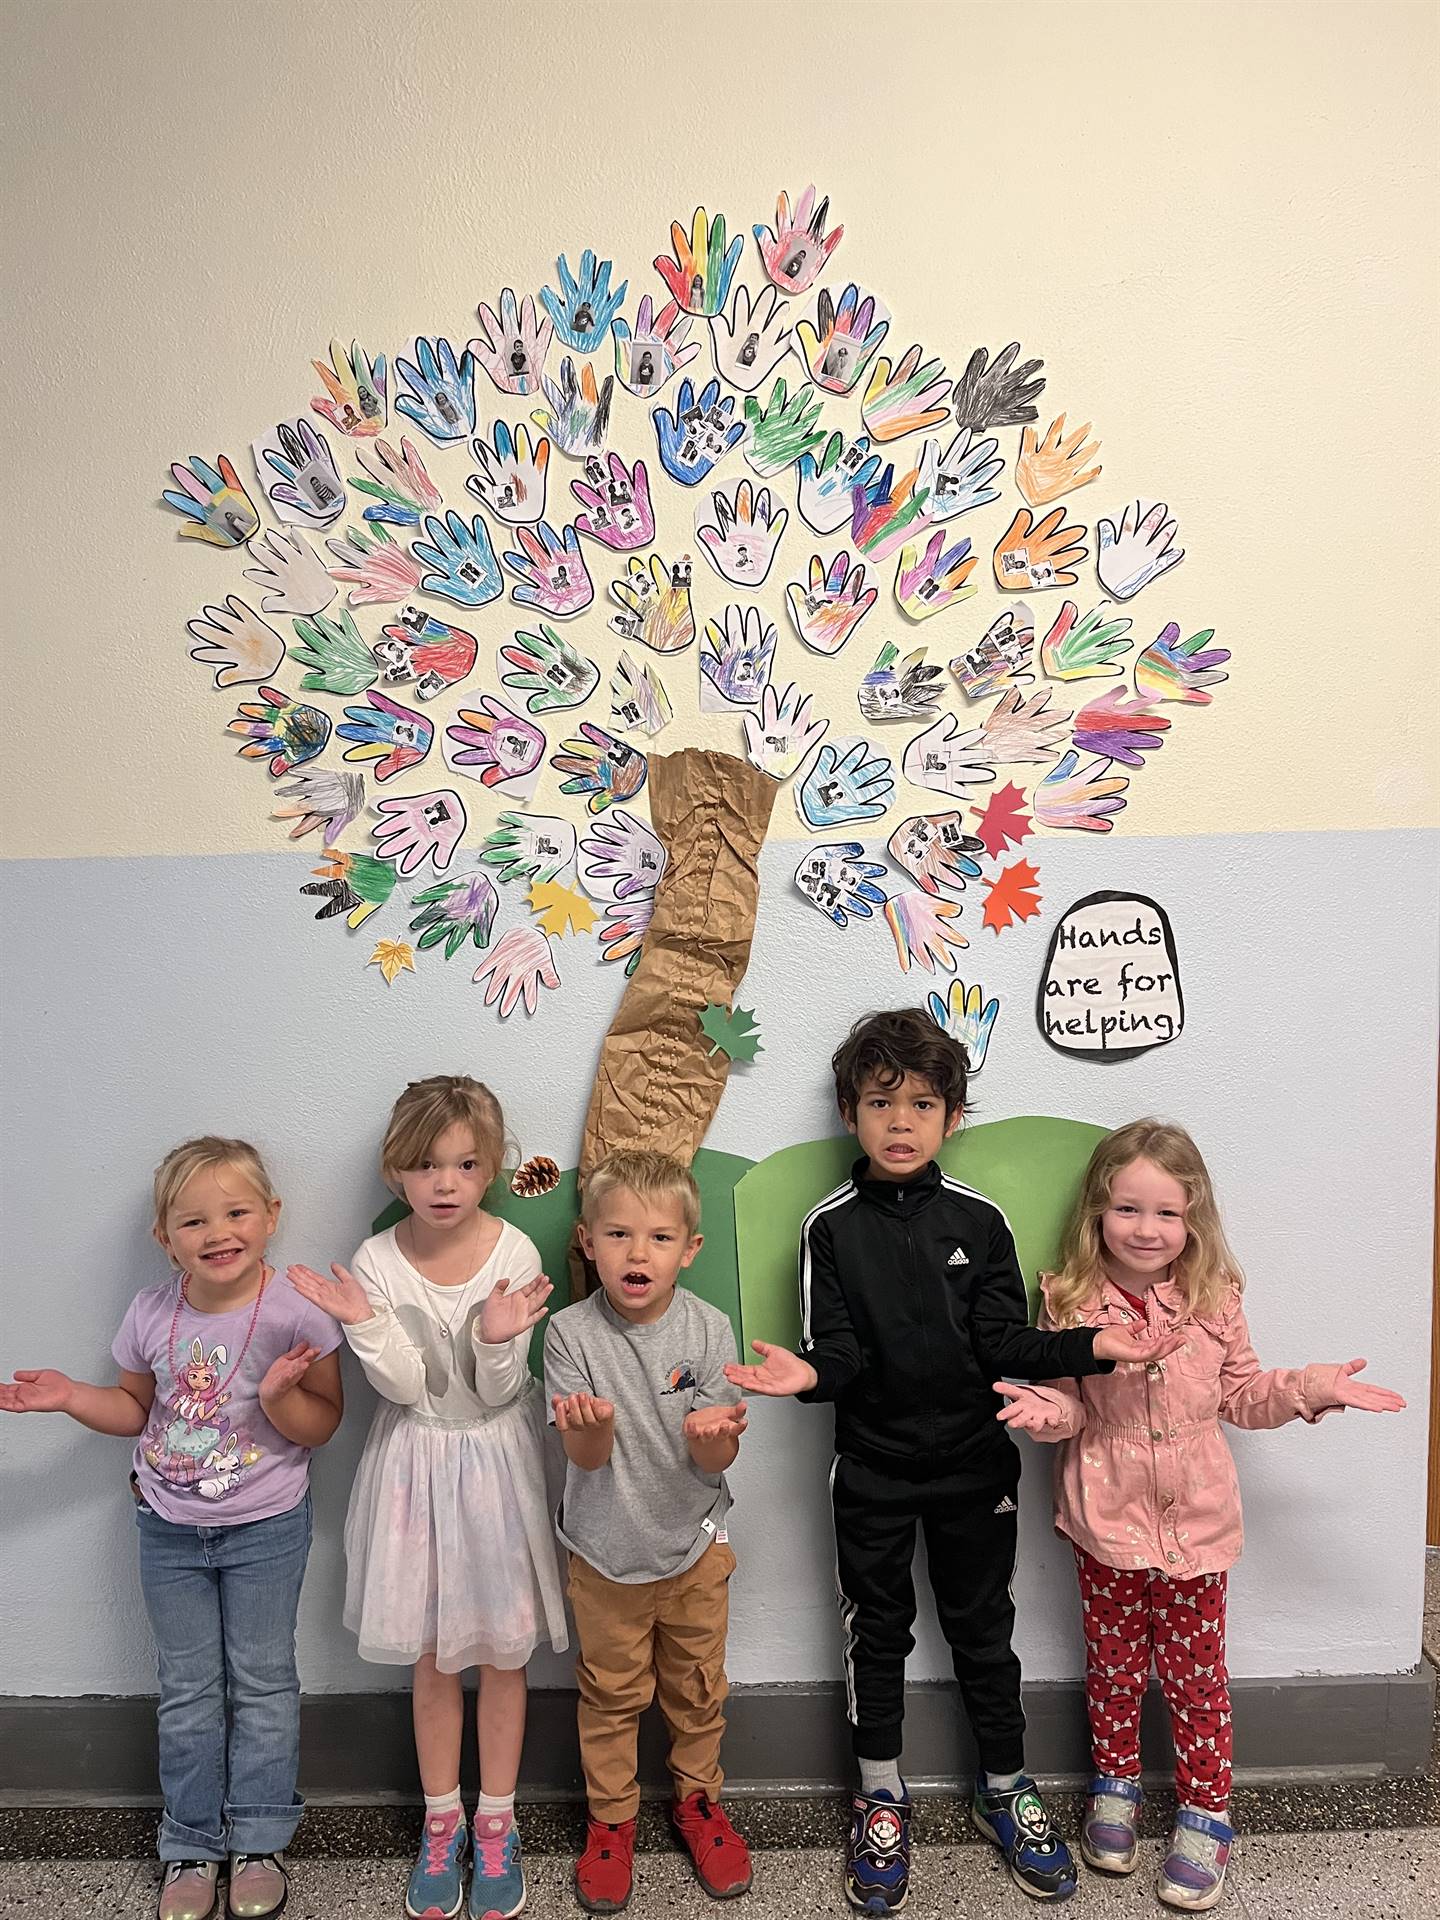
166, 1267, 270, 1397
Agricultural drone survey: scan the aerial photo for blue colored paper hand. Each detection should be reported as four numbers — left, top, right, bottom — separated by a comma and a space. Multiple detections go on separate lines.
794, 843, 888, 928
393, 337, 477, 444
926, 979, 1000, 1071
796, 431, 883, 537
923, 428, 1005, 521
502, 520, 594, 618
410, 511, 503, 609
540, 250, 629, 353
652, 378, 747, 487
797, 739, 894, 829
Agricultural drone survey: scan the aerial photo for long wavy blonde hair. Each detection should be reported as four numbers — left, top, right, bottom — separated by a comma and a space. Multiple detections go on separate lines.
1046, 1119, 1243, 1326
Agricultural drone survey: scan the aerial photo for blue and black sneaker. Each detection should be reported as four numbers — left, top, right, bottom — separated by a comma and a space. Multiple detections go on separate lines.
845, 1785, 911, 1912
971, 1775, 1077, 1902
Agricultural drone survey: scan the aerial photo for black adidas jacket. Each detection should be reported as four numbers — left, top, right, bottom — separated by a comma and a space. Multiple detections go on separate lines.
797, 1157, 1111, 1484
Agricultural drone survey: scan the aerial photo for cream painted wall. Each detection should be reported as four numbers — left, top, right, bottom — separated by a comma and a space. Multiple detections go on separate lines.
2, 0, 1437, 862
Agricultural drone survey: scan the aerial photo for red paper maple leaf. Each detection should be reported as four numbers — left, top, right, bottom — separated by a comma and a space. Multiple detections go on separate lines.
982, 858, 1043, 935
972, 781, 1033, 860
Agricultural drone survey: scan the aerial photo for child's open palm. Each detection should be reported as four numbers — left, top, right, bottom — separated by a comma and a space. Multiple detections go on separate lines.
288, 1262, 374, 1327
479, 1275, 553, 1345
1331, 1358, 1406, 1413
552, 1391, 615, 1430
0, 1369, 74, 1414
724, 1340, 819, 1397
992, 1382, 1069, 1434
684, 1401, 749, 1444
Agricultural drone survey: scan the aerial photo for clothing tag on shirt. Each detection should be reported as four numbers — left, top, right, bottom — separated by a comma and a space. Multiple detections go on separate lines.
700, 1516, 717, 1537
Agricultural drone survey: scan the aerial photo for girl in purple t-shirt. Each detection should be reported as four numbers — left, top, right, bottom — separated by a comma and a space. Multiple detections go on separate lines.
0, 1135, 343, 1920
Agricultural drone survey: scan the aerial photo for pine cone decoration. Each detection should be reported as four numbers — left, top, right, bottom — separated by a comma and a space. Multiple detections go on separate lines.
510, 1154, 561, 1198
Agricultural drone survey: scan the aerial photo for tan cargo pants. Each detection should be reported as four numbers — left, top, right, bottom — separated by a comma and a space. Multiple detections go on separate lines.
567, 1540, 736, 1821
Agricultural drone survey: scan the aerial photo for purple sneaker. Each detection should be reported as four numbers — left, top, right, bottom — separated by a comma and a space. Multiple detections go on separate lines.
1157, 1808, 1232, 1911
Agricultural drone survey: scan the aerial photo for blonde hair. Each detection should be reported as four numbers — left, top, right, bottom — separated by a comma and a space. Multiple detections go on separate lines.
152, 1137, 277, 1239
582, 1149, 701, 1237
1046, 1119, 1243, 1326
381, 1075, 508, 1190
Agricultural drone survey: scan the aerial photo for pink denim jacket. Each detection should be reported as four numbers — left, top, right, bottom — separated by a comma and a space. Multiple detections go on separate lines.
1029, 1273, 1347, 1577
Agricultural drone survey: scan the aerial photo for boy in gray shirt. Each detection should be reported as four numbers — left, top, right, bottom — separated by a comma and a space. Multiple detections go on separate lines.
545, 1150, 751, 1913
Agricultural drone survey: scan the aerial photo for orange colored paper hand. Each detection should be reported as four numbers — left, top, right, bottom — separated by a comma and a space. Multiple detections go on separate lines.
992, 507, 1088, 591
1016, 414, 1102, 507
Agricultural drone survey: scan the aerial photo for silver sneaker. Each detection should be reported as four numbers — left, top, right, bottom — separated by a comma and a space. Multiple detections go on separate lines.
1080, 1773, 1142, 1874
157, 1860, 221, 1920
226, 1853, 289, 1919
1157, 1809, 1233, 1911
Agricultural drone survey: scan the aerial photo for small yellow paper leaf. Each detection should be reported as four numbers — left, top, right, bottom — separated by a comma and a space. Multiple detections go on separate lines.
528, 878, 599, 938
368, 939, 416, 985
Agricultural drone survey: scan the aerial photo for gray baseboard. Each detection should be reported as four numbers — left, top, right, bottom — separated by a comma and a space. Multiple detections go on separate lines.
2, 1665, 1432, 1802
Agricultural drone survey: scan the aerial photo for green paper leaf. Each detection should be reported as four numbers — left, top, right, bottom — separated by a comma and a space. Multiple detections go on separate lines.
698, 1001, 763, 1063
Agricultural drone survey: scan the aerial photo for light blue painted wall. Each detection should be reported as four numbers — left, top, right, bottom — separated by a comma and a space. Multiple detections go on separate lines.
1, 827, 1435, 1694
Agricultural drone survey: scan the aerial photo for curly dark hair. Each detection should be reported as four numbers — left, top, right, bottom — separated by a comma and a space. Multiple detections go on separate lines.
831, 1007, 969, 1119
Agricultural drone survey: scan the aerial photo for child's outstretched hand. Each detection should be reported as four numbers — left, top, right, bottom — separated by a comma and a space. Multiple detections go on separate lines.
684, 1401, 749, 1444
1092, 1322, 1186, 1366
723, 1340, 819, 1397
1331, 1359, 1406, 1413
993, 1382, 1067, 1433
552, 1391, 615, 1431
0, 1369, 74, 1414
288, 1262, 374, 1326
259, 1344, 322, 1406
479, 1274, 553, 1345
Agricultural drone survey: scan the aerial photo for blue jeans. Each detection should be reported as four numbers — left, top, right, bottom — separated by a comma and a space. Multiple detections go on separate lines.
136, 1492, 311, 1861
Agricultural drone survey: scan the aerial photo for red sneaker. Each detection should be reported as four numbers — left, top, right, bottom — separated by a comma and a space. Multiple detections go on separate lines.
671, 1793, 753, 1899
574, 1816, 636, 1913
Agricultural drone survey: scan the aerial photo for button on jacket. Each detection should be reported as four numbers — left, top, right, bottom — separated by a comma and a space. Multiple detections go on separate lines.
797, 1158, 1110, 1485
1029, 1273, 1347, 1576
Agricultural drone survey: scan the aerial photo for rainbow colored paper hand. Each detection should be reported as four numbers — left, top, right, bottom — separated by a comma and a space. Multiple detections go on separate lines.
499, 623, 600, 712
797, 740, 894, 829
325, 524, 424, 606
256, 420, 346, 526
857, 643, 945, 724
611, 296, 700, 398
608, 553, 696, 653
977, 686, 1072, 763
741, 680, 830, 781
351, 435, 444, 528
1096, 500, 1185, 600
951, 341, 1046, 432
271, 768, 366, 847
570, 452, 654, 551
951, 605, 1036, 700
696, 479, 788, 585
337, 690, 434, 782
887, 813, 985, 895
374, 607, 478, 700
924, 428, 1005, 521
530, 357, 613, 457
654, 206, 745, 317
227, 685, 331, 776
861, 347, 952, 443
753, 184, 843, 294
796, 430, 883, 536
885, 890, 968, 974
652, 378, 746, 486
992, 507, 1088, 591
1039, 600, 1134, 680
163, 454, 260, 547
578, 808, 667, 900
467, 423, 550, 526
410, 865, 500, 958
795, 283, 889, 395
311, 338, 387, 437
411, 511, 503, 609
551, 724, 649, 815
1134, 623, 1230, 705
794, 843, 888, 928
393, 337, 476, 444
743, 376, 826, 478
481, 812, 577, 887
242, 528, 336, 616
444, 698, 545, 790
901, 714, 995, 796
895, 531, 978, 620
370, 789, 466, 876
471, 290, 553, 397
502, 521, 593, 617
849, 456, 934, 561
1033, 749, 1130, 833
926, 979, 999, 1070
700, 605, 777, 707
1017, 414, 1102, 507
710, 284, 794, 392
610, 652, 672, 734
302, 851, 397, 929
186, 596, 285, 687
1071, 688, 1171, 767
785, 551, 877, 657
540, 250, 628, 354
289, 606, 378, 695
597, 895, 653, 972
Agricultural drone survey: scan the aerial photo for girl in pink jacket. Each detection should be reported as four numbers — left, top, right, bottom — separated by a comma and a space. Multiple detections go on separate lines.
996, 1120, 1404, 1913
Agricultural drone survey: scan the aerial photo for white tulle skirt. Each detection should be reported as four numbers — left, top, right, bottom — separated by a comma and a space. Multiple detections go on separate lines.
343, 1380, 568, 1673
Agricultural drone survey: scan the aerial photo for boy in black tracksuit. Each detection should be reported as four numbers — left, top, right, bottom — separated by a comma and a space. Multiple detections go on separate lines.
727, 1009, 1176, 1911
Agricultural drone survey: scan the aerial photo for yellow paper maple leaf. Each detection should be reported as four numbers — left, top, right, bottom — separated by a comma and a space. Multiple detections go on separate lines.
527, 878, 598, 938
367, 939, 416, 985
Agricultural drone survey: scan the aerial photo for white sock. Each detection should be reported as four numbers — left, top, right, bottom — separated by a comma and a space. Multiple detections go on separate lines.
424, 1787, 462, 1818
857, 1756, 903, 1798
983, 1769, 1024, 1792
475, 1790, 515, 1828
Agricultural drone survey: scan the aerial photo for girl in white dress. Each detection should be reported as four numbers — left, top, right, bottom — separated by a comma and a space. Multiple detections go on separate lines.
291, 1075, 564, 1920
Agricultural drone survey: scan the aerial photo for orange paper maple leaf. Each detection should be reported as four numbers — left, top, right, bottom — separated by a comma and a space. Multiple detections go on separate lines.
527, 877, 598, 938
981, 859, 1042, 935
972, 781, 1033, 860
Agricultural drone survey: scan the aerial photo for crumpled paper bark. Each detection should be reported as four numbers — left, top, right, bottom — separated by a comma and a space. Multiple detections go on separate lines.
568, 747, 777, 1298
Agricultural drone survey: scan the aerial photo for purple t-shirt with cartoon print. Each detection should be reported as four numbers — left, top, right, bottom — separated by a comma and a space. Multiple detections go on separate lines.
113, 1268, 341, 1527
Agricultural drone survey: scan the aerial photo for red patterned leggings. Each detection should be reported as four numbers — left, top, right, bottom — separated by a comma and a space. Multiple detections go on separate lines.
1074, 1545, 1232, 1811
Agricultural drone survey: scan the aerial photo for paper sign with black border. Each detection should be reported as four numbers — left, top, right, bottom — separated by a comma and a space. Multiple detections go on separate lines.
1037, 890, 1183, 1061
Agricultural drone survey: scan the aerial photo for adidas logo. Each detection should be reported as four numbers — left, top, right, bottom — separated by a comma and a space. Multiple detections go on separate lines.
993, 1495, 1017, 1514
947, 1245, 969, 1266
